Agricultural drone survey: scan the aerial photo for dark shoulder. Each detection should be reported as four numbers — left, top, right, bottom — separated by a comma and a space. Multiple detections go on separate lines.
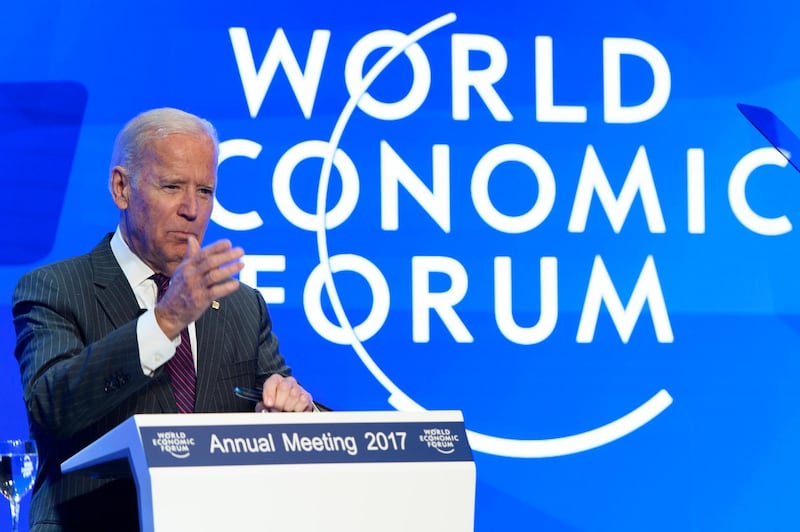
223, 281, 264, 306
15, 252, 93, 291
12, 236, 110, 302
219, 281, 269, 317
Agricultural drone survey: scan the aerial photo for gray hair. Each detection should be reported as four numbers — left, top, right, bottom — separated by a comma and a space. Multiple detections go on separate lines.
109, 107, 219, 179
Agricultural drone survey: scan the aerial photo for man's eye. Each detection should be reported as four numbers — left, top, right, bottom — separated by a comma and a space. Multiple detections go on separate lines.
199, 188, 214, 196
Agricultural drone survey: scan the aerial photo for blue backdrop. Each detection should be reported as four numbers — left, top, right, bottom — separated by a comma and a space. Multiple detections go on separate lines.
2, 1, 800, 530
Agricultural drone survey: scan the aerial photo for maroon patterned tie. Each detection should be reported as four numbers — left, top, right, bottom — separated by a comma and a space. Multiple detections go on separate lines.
152, 273, 197, 413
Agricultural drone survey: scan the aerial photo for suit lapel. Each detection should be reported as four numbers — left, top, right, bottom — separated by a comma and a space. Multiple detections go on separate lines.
90, 234, 140, 329
90, 234, 176, 414
194, 302, 227, 412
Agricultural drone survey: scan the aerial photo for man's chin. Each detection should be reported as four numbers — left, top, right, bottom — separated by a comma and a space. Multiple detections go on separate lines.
163, 244, 188, 268
169, 239, 187, 251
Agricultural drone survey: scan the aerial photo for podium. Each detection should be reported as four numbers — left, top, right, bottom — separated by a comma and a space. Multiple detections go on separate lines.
61, 411, 476, 531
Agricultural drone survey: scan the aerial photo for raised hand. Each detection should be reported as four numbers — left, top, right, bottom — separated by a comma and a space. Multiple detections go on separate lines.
154, 236, 245, 340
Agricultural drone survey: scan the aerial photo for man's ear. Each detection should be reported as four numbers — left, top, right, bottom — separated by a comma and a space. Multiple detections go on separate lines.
110, 166, 130, 209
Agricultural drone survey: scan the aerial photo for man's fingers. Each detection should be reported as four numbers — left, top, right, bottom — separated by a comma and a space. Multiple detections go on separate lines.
185, 234, 201, 259
208, 277, 240, 301
190, 241, 244, 281
261, 374, 282, 409
178, 239, 244, 291
204, 260, 244, 289
194, 239, 243, 267
261, 375, 313, 412
198, 238, 234, 255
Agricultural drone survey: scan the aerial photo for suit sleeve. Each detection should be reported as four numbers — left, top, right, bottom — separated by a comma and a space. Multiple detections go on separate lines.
252, 288, 292, 385
13, 267, 154, 439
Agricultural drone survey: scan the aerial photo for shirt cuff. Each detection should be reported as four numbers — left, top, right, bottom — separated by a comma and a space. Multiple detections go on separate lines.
138, 308, 180, 376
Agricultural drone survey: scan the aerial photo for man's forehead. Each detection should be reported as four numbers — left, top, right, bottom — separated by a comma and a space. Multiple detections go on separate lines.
139, 132, 217, 164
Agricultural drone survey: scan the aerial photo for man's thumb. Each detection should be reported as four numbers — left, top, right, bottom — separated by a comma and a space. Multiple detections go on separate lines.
185, 235, 200, 258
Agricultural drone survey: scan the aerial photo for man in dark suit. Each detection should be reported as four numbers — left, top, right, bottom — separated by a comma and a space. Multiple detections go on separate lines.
12, 107, 315, 531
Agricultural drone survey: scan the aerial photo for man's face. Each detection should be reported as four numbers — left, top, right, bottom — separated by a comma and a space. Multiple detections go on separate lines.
112, 132, 217, 276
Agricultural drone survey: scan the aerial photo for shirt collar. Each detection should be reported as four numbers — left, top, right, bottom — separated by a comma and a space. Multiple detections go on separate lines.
110, 227, 157, 289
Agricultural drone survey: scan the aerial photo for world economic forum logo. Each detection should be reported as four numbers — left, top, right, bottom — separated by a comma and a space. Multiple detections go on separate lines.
306, 13, 672, 459
215, 12, 780, 458
151, 431, 196, 459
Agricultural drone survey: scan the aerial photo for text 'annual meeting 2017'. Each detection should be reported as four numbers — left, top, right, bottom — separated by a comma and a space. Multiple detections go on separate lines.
209, 432, 359, 456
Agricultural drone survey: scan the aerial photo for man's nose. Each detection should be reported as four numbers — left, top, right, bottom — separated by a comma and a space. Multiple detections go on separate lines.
178, 190, 198, 220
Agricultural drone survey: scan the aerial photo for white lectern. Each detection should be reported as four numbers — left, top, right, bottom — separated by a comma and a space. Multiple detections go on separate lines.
62, 411, 475, 531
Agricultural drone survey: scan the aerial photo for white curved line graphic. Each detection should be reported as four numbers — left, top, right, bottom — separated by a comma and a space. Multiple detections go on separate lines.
315, 13, 458, 396
314, 12, 673, 458
466, 389, 673, 458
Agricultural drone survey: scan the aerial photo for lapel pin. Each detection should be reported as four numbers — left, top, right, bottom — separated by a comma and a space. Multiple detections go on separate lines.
211, 300, 220, 310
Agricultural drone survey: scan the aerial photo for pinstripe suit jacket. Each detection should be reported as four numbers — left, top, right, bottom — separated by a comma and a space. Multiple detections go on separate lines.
12, 234, 291, 531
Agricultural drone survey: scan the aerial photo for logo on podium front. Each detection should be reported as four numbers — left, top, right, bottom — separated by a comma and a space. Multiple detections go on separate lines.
418, 426, 461, 455
150, 430, 197, 459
